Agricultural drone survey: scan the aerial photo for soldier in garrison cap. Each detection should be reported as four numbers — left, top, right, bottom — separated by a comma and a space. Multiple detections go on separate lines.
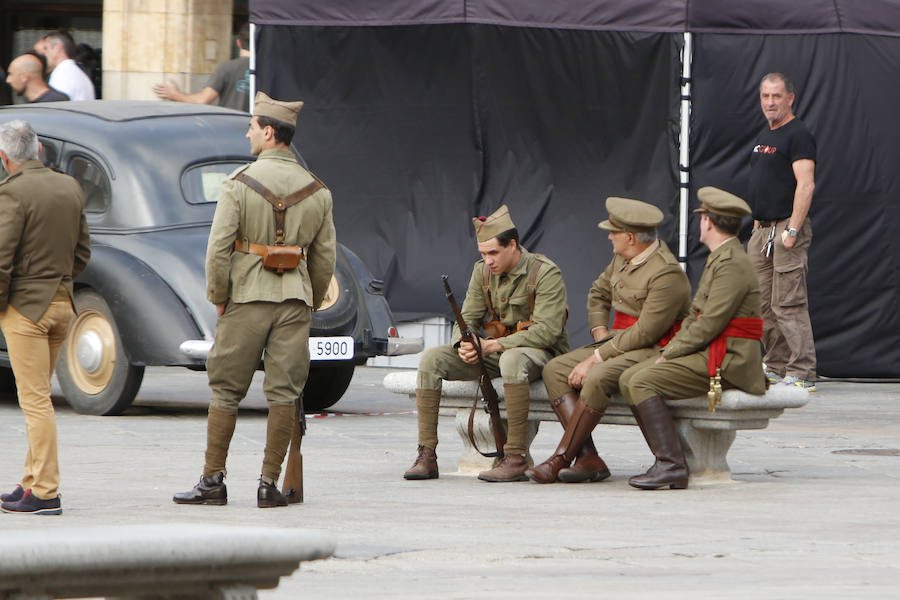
404, 205, 570, 483
175, 91, 336, 508
619, 186, 766, 490
527, 197, 691, 484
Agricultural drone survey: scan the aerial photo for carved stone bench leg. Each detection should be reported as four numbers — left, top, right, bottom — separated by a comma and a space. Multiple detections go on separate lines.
452, 408, 539, 475
675, 420, 737, 484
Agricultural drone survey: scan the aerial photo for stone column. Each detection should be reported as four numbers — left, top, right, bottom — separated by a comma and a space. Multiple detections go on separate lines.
103, 0, 232, 100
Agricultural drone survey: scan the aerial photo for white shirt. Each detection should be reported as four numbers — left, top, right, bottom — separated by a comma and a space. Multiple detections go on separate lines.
48, 59, 95, 101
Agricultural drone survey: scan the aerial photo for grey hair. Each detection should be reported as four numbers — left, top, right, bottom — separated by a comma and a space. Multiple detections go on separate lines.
760, 72, 795, 95
0, 120, 40, 164
634, 230, 658, 245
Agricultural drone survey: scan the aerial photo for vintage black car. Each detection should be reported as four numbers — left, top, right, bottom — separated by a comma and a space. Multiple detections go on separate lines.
0, 101, 421, 415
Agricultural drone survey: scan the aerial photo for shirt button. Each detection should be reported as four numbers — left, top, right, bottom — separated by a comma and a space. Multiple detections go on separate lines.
501, 313, 506, 318
501, 297, 507, 302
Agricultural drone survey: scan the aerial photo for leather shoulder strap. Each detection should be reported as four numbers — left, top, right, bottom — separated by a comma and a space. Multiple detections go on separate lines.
526, 257, 544, 319
235, 172, 324, 244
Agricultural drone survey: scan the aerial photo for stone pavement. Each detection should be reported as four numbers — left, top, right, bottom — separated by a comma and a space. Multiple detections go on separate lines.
1, 367, 899, 599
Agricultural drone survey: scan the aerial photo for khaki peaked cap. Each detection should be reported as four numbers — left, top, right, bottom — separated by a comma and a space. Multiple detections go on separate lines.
694, 186, 752, 217
253, 91, 303, 128
473, 204, 516, 243
598, 197, 663, 233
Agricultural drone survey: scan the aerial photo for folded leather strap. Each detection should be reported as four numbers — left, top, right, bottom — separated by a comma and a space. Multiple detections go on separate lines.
234, 239, 305, 259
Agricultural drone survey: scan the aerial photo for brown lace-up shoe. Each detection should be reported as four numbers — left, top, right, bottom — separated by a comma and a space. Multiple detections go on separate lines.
478, 454, 529, 482
403, 445, 438, 480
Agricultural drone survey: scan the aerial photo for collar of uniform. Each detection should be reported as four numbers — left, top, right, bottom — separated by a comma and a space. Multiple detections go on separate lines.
17, 159, 46, 172
706, 236, 739, 264
503, 247, 532, 278
629, 239, 660, 266
256, 148, 296, 162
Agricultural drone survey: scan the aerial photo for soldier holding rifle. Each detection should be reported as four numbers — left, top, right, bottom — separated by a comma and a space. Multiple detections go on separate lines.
404, 205, 569, 482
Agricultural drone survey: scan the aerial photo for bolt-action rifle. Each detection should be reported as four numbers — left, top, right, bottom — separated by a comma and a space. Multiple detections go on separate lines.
442, 275, 506, 458
281, 394, 305, 503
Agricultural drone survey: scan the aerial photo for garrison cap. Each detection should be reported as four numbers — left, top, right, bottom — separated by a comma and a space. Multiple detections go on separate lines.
693, 186, 752, 217
253, 91, 303, 128
598, 197, 663, 233
473, 205, 516, 243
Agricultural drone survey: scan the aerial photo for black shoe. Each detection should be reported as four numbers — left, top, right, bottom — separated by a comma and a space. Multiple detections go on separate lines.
173, 473, 227, 505
257, 480, 289, 508
1, 485, 25, 503
1, 489, 62, 515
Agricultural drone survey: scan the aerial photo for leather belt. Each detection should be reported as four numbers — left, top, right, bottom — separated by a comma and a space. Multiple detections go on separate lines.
757, 219, 786, 227
233, 239, 305, 259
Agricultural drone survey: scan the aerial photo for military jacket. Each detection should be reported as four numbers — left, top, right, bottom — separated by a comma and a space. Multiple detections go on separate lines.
452, 248, 569, 357
662, 237, 767, 394
588, 241, 691, 360
206, 148, 336, 309
0, 160, 91, 322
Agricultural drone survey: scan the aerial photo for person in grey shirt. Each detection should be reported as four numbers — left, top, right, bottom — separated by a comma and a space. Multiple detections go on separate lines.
153, 24, 250, 112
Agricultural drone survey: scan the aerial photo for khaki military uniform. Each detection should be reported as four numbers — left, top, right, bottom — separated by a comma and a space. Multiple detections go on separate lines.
543, 241, 691, 411
0, 160, 91, 501
621, 237, 767, 404
206, 148, 336, 410
416, 248, 569, 455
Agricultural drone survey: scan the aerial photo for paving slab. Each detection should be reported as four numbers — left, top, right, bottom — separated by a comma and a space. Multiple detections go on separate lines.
1, 368, 898, 599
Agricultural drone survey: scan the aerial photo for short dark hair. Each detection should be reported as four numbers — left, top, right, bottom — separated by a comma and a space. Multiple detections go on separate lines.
494, 228, 519, 248
256, 116, 295, 145
45, 30, 77, 59
761, 72, 794, 95
707, 213, 742, 235
238, 23, 250, 48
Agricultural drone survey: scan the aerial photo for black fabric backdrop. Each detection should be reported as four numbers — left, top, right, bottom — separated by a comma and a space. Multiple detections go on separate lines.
253, 7, 900, 376
256, 25, 681, 348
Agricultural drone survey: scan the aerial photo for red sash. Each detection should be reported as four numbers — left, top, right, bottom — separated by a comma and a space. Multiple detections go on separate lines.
611, 313, 682, 348
707, 317, 764, 376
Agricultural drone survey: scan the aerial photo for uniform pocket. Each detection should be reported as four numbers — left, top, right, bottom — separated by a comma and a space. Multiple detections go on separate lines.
773, 264, 807, 307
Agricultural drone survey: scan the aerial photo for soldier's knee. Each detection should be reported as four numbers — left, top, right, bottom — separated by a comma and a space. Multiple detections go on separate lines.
498, 348, 532, 383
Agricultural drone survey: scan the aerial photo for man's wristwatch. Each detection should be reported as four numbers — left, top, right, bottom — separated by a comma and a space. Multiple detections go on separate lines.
787, 227, 799, 238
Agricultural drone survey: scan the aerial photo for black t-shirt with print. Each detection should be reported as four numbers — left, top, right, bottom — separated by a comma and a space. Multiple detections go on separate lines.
748, 118, 816, 221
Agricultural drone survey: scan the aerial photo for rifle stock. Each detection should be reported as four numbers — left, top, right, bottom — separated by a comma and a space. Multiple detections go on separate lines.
442, 275, 506, 457
281, 394, 304, 504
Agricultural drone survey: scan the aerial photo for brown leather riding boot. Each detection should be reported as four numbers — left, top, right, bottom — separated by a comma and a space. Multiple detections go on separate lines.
528, 399, 605, 484
261, 404, 295, 483
628, 396, 689, 490
478, 453, 529, 482
551, 392, 611, 483
404, 445, 438, 480
203, 405, 238, 477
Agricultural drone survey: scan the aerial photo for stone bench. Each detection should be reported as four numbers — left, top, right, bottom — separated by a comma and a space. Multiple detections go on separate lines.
383, 370, 809, 484
0, 524, 335, 599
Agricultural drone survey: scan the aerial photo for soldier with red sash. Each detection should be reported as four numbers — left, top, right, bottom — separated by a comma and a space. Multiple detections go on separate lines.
528, 197, 691, 484
619, 187, 766, 490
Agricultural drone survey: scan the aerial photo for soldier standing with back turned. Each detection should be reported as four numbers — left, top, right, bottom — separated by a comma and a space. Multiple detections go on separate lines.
174, 92, 336, 508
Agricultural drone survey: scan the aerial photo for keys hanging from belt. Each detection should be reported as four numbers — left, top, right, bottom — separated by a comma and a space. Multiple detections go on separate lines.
707, 368, 723, 412
761, 225, 776, 257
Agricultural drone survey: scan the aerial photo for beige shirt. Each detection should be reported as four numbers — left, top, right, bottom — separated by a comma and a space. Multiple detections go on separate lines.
206, 149, 336, 309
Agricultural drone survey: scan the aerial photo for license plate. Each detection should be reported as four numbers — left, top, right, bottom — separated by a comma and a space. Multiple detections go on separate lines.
310, 336, 354, 360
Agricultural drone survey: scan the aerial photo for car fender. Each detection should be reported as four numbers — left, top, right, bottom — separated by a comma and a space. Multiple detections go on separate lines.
75, 245, 204, 366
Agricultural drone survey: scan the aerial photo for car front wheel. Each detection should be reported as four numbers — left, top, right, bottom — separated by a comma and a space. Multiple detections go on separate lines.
303, 363, 355, 412
57, 289, 145, 415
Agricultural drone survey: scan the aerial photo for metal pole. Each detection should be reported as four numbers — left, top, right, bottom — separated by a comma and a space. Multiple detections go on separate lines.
249, 23, 257, 112
678, 32, 693, 272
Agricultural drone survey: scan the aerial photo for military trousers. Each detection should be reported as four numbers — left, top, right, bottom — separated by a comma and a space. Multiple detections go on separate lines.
207, 299, 311, 410
416, 343, 551, 390
748, 217, 816, 381
0, 299, 74, 500
542, 346, 659, 411
620, 354, 734, 406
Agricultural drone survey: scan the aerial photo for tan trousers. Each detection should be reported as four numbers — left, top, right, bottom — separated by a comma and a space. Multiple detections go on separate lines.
207, 300, 311, 409
0, 300, 74, 500
748, 218, 816, 381
542, 346, 659, 410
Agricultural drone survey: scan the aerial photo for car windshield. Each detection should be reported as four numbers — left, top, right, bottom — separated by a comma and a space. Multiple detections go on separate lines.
181, 162, 249, 204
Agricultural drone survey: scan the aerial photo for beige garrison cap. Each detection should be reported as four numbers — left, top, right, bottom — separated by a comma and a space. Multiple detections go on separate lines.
473, 205, 516, 243
598, 197, 664, 234
253, 91, 303, 128
694, 186, 752, 217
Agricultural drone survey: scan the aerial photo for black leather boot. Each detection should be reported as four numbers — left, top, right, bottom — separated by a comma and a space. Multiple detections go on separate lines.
258, 479, 289, 508
628, 396, 688, 490
173, 472, 227, 505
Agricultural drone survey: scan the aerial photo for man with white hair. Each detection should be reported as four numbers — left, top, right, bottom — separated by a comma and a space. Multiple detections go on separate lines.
33, 30, 95, 101
0, 120, 91, 515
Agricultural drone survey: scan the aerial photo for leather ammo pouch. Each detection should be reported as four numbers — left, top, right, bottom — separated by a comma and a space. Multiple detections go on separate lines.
232, 172, 324, 274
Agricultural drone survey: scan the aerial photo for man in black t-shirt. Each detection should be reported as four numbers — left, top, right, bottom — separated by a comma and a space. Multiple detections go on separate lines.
746, 72, 817, 391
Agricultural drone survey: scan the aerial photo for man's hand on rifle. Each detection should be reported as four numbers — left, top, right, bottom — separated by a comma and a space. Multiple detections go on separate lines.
458, 336, 503, 364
